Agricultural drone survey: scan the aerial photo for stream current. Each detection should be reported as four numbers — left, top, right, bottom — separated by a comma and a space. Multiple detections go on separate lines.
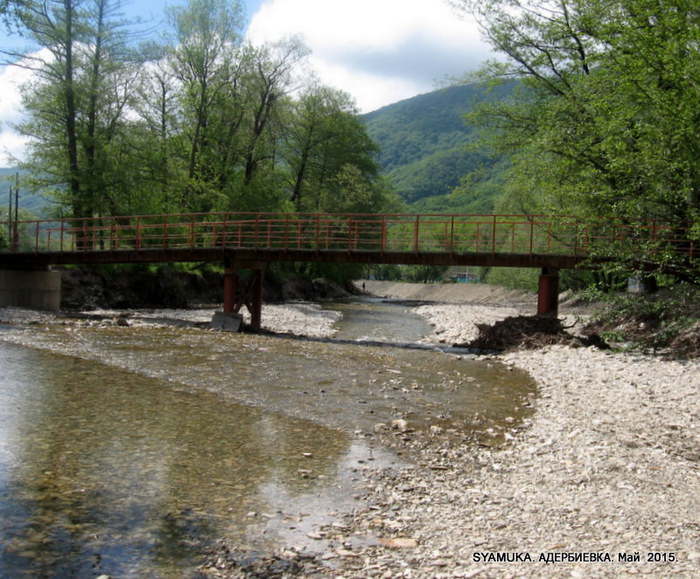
0, 298, 536, 577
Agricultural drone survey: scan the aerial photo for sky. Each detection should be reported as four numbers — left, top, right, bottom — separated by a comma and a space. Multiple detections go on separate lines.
0, 0, 492, 166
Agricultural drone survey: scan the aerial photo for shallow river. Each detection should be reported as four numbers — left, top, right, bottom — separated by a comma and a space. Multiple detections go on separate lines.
0, 300, 536, 577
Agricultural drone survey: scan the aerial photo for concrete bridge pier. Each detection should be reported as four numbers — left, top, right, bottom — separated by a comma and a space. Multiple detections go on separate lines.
0, 267, 62, 310
537, 267, 560, 317
222, 259, 267, 330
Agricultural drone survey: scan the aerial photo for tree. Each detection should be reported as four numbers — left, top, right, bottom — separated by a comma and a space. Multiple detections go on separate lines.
166, 0, 245, 211
129, 46, 184, 212
233, 38, 309, 209
282, 83, 385, 213
455, 0, 700, 280
3, 0, 144, 224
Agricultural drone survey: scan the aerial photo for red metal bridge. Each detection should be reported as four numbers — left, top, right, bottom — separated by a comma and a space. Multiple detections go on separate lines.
1, 212, 695, 327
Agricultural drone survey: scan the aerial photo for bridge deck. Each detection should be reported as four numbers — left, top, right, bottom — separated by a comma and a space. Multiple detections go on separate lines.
3, 211, 687, 268
2, 212, 695, 322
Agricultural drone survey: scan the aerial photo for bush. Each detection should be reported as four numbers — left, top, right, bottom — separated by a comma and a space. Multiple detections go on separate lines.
585, 283, 700, 356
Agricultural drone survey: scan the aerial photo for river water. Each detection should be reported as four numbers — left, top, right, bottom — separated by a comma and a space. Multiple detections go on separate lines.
0, 299, 536, 577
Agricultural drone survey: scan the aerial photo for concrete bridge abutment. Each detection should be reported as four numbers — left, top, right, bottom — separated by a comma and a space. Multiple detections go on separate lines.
0, 267, 61, 311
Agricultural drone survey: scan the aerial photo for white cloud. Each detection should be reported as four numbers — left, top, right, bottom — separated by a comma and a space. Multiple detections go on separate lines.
0, 130, 30, 167
246, 0, 491, 112
0, 62, 34, 166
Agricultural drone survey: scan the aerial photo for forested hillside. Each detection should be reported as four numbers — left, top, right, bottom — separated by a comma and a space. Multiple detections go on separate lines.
362, 82, 514, 213
0, 168, 50, 218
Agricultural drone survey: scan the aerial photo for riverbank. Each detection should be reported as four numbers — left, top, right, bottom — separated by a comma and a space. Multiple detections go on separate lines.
298, 281, 700, 578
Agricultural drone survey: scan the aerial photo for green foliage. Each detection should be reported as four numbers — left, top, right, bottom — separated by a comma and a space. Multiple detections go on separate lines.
483, 266, 600, 293
302, 262, 365, 285
589, 283, 700, 355
484, 267, 539, 292
401, 265, 449, 284
1, 0, 391, 239
365, 264, 403, 281
389, 148, 484, 203
285, 84, 390, 214
456, 0, 700, 282
363, 83, 516, 210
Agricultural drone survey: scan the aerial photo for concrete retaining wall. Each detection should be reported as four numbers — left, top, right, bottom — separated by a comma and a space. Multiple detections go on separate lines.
0, 269, 62, 311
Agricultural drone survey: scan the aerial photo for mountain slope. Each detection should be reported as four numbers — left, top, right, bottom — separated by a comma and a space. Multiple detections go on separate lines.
363, 82, 514, 211
0, 168, 51, 217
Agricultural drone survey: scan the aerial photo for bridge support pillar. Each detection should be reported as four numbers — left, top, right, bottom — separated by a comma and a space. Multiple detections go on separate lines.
0, 267, 61, 311
537, 267, 559, 317
223, 259, 267, 330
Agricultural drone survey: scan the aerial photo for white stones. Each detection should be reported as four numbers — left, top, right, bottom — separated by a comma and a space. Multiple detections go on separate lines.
326, 314, 700, 577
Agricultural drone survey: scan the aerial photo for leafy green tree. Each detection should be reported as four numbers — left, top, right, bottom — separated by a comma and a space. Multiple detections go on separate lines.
282, 83, 395, 214
165, 0, 245, 211
284, 84, 370, 211
229, 38, 310, 210
128, 47, 185, 213
455, 0, 700, 280
3, 0, 143, 226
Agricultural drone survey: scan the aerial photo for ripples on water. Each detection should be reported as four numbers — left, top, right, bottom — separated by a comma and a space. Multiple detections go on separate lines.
0, 303, 536, 576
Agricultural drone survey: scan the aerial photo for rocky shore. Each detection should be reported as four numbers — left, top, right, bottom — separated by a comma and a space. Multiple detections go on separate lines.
192, 282, 699, 578
1, 280, 699, 578
308, 282, 700, 578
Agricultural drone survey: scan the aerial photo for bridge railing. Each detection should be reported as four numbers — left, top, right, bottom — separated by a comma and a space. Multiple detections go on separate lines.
7, 212, 696, 261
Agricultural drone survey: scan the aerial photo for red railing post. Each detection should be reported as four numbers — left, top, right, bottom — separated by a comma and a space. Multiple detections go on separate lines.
315, 214, 321, 250
492, 215, 497, 253
413, 215, 420, 253
380, 216, 387, 252
255, 214, 260, 248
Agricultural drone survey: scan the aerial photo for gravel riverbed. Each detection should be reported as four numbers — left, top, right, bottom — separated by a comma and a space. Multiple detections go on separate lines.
315, 284, 700, 579
1, 282, 699, 578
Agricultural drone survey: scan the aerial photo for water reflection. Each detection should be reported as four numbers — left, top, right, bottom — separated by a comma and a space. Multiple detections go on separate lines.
0, 344, 384, 577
